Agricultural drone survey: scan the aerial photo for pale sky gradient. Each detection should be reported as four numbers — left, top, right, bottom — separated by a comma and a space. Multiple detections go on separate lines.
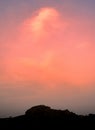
0, 0, 95, 117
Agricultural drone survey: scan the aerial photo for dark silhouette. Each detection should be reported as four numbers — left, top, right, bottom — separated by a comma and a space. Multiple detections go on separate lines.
0, 105, 95, 129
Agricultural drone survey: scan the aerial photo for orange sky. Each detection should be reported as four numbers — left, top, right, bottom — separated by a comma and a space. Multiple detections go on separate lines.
0, 4, 95, 116
1, 7, 95, 87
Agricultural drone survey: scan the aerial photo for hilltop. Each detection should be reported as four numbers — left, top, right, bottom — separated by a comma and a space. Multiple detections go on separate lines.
0, 105, 95, 129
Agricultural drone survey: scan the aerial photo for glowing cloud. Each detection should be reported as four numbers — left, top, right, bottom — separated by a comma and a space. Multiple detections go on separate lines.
20, 7, 64, 44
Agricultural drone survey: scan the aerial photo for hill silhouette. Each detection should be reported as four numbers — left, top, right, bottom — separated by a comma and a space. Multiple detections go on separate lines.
0, 105, 95, 129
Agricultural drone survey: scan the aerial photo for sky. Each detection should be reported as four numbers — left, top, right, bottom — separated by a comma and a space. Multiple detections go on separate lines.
0, 0, 95, 117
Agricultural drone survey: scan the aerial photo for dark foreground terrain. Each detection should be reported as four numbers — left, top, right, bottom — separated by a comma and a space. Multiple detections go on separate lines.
0, 105, 95, 129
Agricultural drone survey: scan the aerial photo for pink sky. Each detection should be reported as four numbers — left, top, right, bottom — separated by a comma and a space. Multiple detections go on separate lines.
0, 5, 95, 117
1, 7, 95, 86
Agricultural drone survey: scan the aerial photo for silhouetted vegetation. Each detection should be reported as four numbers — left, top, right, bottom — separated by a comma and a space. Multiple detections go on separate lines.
0, 105, 95, 129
